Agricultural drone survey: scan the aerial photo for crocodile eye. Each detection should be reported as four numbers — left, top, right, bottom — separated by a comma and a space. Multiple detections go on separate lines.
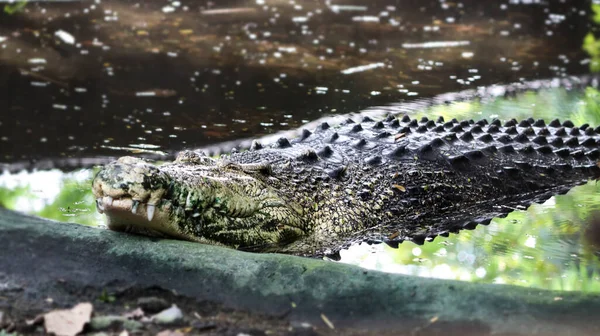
176, 150, 201, 163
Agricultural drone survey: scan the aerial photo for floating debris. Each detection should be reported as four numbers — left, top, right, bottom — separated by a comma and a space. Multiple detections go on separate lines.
54, 30, 75, 45
341, 63, 385, 75
402, 41, 470, 49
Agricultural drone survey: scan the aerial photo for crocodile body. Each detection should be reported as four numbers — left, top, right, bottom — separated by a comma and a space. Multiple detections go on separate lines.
93, 115, 600, 256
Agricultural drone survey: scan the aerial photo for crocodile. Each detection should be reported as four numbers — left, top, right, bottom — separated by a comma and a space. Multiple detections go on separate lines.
92, 115, 600, 256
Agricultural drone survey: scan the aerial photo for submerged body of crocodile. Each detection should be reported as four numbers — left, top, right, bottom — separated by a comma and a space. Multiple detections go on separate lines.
93, 115, 600, 256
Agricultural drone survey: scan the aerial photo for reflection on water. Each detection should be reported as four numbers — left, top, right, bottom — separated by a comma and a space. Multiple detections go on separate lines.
341, 181, 600, 293
0, 168, 101, 226
2, 86, 600, 292
0, 0, 592, 165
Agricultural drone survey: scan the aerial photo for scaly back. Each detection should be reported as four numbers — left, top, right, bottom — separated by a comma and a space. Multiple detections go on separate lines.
225, 115, 600, 255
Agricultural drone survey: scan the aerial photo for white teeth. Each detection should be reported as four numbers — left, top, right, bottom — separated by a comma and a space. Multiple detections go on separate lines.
106, 196, 114, 206
131, 200, 139, 214
96, 199, 105, 213
147, 204, 155, 221
185, 192, 192, 210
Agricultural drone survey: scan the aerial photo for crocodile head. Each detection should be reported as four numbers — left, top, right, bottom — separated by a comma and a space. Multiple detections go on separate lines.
92, 153, 306, 248
92, 156, 182, 239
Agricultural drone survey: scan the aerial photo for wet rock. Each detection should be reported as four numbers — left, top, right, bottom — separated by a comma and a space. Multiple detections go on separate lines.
151, 305, 183, 325
136, 296, 170, 314
89, 316, 143, 332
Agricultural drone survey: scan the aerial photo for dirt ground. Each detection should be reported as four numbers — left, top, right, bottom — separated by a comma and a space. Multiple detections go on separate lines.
1, 285, 326, 336
1, 284, 488, 336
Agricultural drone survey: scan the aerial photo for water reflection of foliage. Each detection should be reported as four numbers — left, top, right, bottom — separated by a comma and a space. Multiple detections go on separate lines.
573, 87, 600, 126
36, 176, 97, 226
0, 170, 98, 227
584, 4, 600, 72
3, 1, 27, 15
377, 181, 600, 293
0, 185, 32, 209
424, 88, 593, 123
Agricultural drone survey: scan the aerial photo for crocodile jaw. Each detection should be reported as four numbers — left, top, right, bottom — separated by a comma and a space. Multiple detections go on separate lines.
95, 193, 198, 240
97, 196, 155, 230
92, 156, 188, 240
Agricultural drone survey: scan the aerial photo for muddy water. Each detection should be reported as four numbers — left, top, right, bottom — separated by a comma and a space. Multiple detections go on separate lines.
0, 0, 591, 167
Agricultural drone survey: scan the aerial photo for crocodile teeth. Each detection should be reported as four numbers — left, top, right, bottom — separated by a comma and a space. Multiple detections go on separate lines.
96, 199, 105, 213
131, 200, 139, 214
185, 192, 193, 211
147, 204, 155, 221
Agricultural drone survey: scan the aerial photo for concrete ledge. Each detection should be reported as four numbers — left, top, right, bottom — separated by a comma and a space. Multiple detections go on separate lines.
1, 207, 599, 335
